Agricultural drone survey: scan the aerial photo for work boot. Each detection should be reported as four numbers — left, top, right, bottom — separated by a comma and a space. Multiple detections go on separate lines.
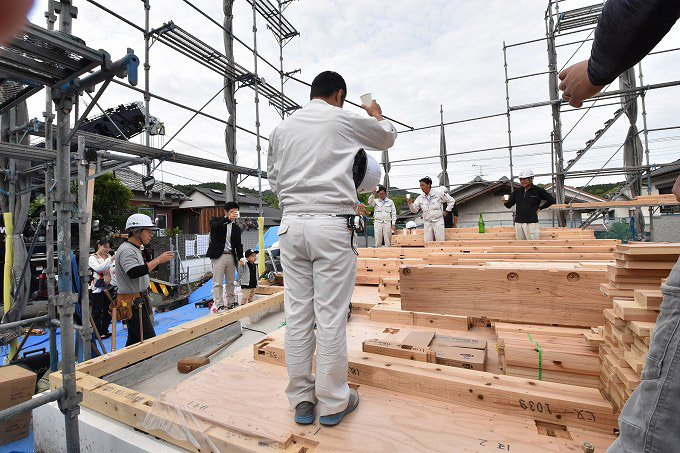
319, 389, 359, 426
294, 401, 316, 425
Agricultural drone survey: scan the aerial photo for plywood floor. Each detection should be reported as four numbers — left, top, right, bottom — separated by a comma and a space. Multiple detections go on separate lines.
152, 309, 616, 452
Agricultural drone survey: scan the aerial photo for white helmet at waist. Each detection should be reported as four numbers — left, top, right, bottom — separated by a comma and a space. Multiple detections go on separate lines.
518, 169, 535, 178
405, 220, 418, 230
125, 213, 159, 231
353, 149, 382, 194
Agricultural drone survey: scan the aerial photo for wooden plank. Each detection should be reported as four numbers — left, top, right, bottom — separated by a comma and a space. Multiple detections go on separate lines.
615, 259, 676, 270
628, 321, 655, 337
254, 338, 618, 433
613, 299, 659, 322
77, 291, 285, 377
400, 266, 610, 327
503, 365, 601, 388
494, 323, 590, 338
634, 289, 663, 310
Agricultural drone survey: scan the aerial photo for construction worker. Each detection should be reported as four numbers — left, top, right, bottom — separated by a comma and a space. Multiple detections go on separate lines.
116, 214, 173, 347
559, 2, 680, 452
206, 201, 246, 313
443, 200, 458, 228
267, 70, 397, 426
407, 177, 455, 242
502, 170, 555, 240
368, 185, 396, 247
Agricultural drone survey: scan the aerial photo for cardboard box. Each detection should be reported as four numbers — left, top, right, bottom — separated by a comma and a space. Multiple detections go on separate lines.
431, 345, 486, 371
0, 365, 36, 445
430, 334, 487, 350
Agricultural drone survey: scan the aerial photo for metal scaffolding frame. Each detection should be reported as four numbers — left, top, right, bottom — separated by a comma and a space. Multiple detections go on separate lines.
500, 0, 680, 231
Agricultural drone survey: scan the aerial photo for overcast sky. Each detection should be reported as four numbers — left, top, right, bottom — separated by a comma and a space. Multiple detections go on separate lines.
25, 0, 680, 193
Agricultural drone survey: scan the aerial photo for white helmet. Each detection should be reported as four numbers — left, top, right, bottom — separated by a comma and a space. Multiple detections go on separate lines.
518, 169, 535, 178
353, 149, 382, 194
125, 213, 159, 231
406, 221, 418, 230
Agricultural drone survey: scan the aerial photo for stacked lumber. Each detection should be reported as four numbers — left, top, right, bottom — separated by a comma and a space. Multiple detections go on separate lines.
598, 243, 679, 411
495, 323, 600, 388
363, 330, 487, 371
400, 264, 611, 327
551, 193, 680, 210
393, 228, 594, 246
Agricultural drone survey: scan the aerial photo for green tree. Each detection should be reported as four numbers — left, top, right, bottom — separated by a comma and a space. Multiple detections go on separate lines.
91, 173, 135, 238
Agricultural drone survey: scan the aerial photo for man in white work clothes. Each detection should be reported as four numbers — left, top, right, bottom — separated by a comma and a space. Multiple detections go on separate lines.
407, 176, 455, 242
267, 71, 397, 426
368, 185, 396, 247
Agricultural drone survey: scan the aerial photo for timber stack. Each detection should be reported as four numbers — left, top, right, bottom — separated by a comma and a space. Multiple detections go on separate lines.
598, 243, 679, 411
495, 323, 601, 388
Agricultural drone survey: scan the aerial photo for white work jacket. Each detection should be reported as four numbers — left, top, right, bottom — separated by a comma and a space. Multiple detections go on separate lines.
267, 99, 397, 215
409, 189, 456, 223
368, 195, 397, 225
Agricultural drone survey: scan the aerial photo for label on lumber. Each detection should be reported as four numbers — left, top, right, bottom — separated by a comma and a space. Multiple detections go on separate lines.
431, 334, 487, 350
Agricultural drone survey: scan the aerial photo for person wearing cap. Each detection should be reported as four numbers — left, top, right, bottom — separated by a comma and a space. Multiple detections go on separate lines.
206, 201, 246, 313
407, 177, 455, 242
267, 71, 397, 426
368, 185, 396, 247
238, 249, 259, 305
502, 170, 556, 240
116, 214, 173, 346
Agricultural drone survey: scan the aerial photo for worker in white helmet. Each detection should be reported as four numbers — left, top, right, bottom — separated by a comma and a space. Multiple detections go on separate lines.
267, 71, 397, 426
115, 213, 173, 346
407, 176, 455, 242
369, 185, 396, 247
502, 170, 556, 240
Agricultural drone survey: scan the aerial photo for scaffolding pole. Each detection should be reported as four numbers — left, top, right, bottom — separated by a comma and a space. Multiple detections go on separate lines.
639, 62, 654, 238
252, 0, 265, 275
545, 2, 566, 226
502, 42, 515, 198
54, 1, 82, 449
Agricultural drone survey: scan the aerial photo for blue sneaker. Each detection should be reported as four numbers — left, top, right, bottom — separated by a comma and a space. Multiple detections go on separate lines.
319, 389, 359, 426
294, 401, 315, 425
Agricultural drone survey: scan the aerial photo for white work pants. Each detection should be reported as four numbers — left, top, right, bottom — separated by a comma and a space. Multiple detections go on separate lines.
211, 253, 236, 308
374, 222, 392, 247
423, 219, 445, 242
278, 215, 356, 416
515, 222, 540, 240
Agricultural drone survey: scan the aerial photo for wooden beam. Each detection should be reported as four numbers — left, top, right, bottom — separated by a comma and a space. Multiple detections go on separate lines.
254, 338, 617, 434
77, 291, 284, 377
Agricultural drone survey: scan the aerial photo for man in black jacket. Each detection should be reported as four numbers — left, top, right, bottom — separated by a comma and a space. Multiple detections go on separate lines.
206, 201, 245, 312
559, 2, 680, 452
502, 169, 555, 240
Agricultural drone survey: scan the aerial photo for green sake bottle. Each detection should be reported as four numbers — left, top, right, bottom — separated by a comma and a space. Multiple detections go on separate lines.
478, 213, 485, 233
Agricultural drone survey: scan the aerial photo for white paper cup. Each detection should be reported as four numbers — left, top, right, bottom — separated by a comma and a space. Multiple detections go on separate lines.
360, 93, 373, 106
503, 194, 510, 201
406, 194, 411, 200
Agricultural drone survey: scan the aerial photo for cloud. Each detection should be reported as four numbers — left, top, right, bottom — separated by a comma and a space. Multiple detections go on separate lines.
24, 0, 680, 192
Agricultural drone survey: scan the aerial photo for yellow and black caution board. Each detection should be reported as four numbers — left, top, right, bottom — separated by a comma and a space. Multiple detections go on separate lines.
149, 280, 170, 297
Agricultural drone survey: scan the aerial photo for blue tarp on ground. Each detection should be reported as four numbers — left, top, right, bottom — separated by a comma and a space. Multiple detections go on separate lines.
257, 226, 279, 251
2, 299, 216, 452
189, 277, 214, 304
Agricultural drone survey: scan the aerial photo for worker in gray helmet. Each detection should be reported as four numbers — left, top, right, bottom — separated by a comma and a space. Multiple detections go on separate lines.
502, 169, 556, 240
407, 176, 455, 242
267, 71, 397, 426
116, 213, 173, 346
369, 185, 396, 247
